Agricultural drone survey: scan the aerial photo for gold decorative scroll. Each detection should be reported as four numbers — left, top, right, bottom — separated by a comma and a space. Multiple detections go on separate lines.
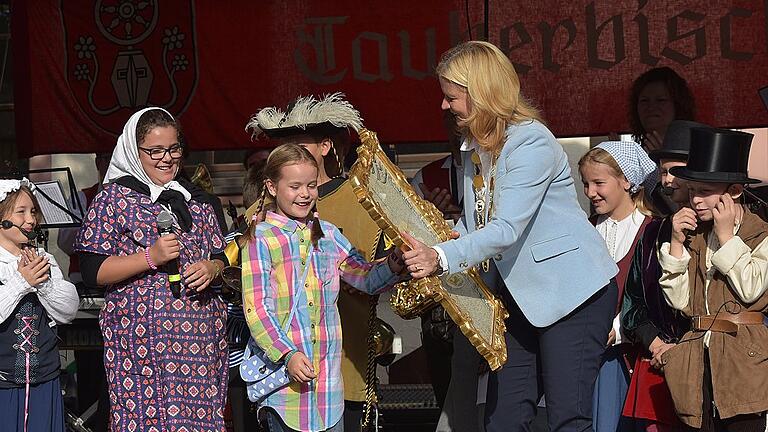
349, 129, 508, 370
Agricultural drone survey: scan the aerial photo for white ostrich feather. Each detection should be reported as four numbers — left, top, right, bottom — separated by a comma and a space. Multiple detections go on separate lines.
245, 93, 363, 139
245, 107, 286, 139
282, 93, 363, 132
281, 95, 315, 130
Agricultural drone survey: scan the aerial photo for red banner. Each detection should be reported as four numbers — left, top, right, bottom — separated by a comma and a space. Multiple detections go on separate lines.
12, 1, 768, 157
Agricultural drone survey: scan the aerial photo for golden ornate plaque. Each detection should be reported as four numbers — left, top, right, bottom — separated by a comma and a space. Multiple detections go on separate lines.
349, 129, 508, 370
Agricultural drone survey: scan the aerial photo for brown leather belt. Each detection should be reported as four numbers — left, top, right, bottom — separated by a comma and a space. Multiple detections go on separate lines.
691, 311, 766, 333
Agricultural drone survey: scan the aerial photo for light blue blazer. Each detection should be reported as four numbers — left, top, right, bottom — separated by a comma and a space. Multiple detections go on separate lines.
438, 120, 617, 327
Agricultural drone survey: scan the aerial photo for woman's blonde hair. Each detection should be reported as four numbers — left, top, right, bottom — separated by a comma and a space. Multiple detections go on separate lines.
243, 143, 324, 245
578, 148, 655, 217
436, 41, 542, 155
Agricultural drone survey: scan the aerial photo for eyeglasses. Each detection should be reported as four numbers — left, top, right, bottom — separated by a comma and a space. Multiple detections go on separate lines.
138, 145, 184, 160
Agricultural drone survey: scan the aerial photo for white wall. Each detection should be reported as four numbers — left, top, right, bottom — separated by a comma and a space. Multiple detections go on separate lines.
742, 128, 768, 184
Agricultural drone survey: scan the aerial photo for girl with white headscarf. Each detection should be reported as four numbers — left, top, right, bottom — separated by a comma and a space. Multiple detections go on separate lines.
578, 141, 657, 432
75, 108, 229, 432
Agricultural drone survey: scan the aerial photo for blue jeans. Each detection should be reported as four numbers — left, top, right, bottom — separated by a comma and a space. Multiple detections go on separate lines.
260, 408, 344, 432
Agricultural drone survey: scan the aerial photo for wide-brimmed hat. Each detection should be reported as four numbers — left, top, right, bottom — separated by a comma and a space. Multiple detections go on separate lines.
669, 127, 760, 184
245, 93, 363, 140
648, 120, 708, 163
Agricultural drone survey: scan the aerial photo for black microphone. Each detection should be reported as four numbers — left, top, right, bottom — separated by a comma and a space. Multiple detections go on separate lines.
156, 210, 182, 299
1, 220, 38, 241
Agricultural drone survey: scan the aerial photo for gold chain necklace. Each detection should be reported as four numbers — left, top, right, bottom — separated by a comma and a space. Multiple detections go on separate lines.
471, 150, 497, 272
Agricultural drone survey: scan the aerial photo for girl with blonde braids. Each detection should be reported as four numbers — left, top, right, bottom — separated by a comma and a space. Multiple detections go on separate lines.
240, 143, 408, 432
246, 93, 391, 430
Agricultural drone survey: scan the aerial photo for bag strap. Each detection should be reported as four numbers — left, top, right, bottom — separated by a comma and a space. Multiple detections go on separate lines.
281, 243, 314, 333
241, 237, 315, 363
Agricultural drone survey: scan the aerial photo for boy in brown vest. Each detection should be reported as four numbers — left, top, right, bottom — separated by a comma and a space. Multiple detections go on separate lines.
658, 127, 768, 431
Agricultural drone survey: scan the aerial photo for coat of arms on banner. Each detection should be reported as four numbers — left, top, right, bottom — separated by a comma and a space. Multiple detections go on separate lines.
62, 1, 198, 135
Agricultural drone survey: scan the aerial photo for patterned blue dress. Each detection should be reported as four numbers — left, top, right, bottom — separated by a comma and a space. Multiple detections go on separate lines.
75, 183, 228, 432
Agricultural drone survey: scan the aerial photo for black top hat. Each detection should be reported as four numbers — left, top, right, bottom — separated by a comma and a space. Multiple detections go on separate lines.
669, 127, 759, 184
648, 120, 708, 162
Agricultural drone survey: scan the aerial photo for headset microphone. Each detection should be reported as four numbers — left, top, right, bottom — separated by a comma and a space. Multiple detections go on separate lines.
1, 220, 38, 240
662, 186, 676, 197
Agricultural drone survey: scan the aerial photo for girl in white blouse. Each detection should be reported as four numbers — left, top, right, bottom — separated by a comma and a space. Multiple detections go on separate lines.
579, 142, 657, 432
0, 178, 78, 432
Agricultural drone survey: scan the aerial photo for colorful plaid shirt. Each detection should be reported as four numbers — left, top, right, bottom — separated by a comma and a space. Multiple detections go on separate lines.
241, 211, 400, 431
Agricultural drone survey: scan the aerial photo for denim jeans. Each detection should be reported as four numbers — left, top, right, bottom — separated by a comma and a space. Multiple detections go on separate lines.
260, 408, 344, 432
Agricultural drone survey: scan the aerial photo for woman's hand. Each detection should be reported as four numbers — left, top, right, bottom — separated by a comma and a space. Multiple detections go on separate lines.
418, 183, 462, 222
183, 259, 222, 292
149, 234, 180, 267
18, 248, 50, 287
648, 337, 674, 369
401, 231, 440, 278
287, 352, 316, 383
643, 130, 663, 152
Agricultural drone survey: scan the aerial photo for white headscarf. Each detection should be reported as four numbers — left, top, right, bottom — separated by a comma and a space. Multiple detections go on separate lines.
596, 141, 658, 193
104, 107, 191, 203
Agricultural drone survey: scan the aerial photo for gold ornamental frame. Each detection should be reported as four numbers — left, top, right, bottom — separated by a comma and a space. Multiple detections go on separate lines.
349, 129, 508, 370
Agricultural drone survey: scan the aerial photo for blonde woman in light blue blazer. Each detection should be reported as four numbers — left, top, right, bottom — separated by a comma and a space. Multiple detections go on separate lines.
402, 41, 619, 432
